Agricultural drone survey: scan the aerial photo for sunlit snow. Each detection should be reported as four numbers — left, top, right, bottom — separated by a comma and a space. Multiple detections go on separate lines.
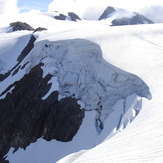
0, 11, 162, 163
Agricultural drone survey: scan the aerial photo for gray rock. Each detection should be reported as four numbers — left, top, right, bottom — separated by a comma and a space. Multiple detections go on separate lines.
68, 12, 81, 21
54, 12, 81, 21
54, 14, 67, 20
33, 27, 47, 33
17, 35, 36, 62
0, 63, 84, 159
98, 6, 116, 20
10, 21, 35, 31
111, 12, 154, 26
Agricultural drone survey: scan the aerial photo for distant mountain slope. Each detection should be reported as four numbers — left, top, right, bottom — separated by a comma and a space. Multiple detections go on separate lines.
99, 6, 154, 26
58, 24, 163, 163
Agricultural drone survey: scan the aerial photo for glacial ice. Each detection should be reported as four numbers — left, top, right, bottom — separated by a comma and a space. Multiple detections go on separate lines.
26, 38, 151, 133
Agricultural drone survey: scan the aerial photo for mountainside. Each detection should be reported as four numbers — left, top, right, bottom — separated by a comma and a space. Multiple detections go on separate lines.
0, 33, 151, 162
0, 10, 163, 163
58, 24, 163, 163
99, 6, 154, 26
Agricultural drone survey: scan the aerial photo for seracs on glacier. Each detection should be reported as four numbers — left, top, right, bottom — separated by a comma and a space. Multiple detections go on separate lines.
20, 37, 151, 134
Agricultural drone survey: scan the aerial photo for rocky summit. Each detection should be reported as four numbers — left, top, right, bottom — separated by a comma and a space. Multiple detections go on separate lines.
111, 12, 154, 26
98, 6, 154, 26
54, 12, 81, 21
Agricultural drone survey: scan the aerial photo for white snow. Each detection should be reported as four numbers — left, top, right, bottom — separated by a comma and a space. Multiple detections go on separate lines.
0, 31, 32, 73
109, 7, 135, 20
0, 11, 162, 163
58, 24, 163, 163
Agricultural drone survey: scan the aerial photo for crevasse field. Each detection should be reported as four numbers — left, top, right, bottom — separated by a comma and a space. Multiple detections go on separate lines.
0, 12, 163, 162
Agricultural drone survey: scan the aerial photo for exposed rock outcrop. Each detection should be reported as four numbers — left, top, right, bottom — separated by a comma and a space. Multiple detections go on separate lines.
54, 13, 67, 20
54, 12, 81, 21
0, 63, 84, 158
33, 27, 47, 33
111, 12, 154, 26
10, 21, 35, 31
98, 6, 116, 20
17, 35, 36, 62
68, 12, 81, 21
0, 35, 36, 82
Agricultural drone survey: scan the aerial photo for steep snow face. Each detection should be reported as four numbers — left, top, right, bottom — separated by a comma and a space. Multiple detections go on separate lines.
56, 24, 163, 163
0, 32, 32, 74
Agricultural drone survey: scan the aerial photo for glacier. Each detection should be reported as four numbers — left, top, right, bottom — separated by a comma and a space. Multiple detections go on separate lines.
0, 10, 162, 163
1, 36, 151, 163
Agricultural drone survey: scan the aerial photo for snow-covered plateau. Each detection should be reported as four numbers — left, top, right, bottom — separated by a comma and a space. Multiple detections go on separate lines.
0, 11, 163, 163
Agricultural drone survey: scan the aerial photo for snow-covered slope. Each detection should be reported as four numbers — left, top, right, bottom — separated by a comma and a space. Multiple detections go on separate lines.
58, 24, 163, 163
0, 11, 162, 163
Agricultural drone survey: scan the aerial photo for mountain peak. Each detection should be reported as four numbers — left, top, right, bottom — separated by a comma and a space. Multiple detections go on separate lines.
98, 6, 116, 20
98, 6, 154, 26
9, 21, 35, 32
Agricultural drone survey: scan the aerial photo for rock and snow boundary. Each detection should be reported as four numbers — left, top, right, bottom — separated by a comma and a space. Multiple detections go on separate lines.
0, 37, 151, 162
38, 38, 151, 131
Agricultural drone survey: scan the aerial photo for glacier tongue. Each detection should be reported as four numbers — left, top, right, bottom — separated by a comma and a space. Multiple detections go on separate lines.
33, 38, 151, 133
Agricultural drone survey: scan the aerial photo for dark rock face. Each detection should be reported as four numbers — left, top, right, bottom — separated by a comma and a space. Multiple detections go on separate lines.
68, 12, 81, 21
10, 21, 35, 31
54, 12, 81, 21
33, 27, 47, 33
0, 157, 9, 163
0, 35, 36, 82
98, 6, 116, 20
99, 6, 154, 26
111, 17, 131, 26
17, 35, 36, 62
0, 63, 84, 159
0, 72, 10, 82
111, 12, 154, 26
54, 14, 67, 20
130, 12, 154, 24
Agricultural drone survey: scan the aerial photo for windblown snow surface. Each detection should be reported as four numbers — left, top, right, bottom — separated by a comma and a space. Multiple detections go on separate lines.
0, 12, 163, 163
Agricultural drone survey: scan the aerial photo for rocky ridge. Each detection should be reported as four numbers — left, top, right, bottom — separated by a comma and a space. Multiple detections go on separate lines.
10, 21, 35, 32
54, 12, 81, 21
98, 6, 154, 25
